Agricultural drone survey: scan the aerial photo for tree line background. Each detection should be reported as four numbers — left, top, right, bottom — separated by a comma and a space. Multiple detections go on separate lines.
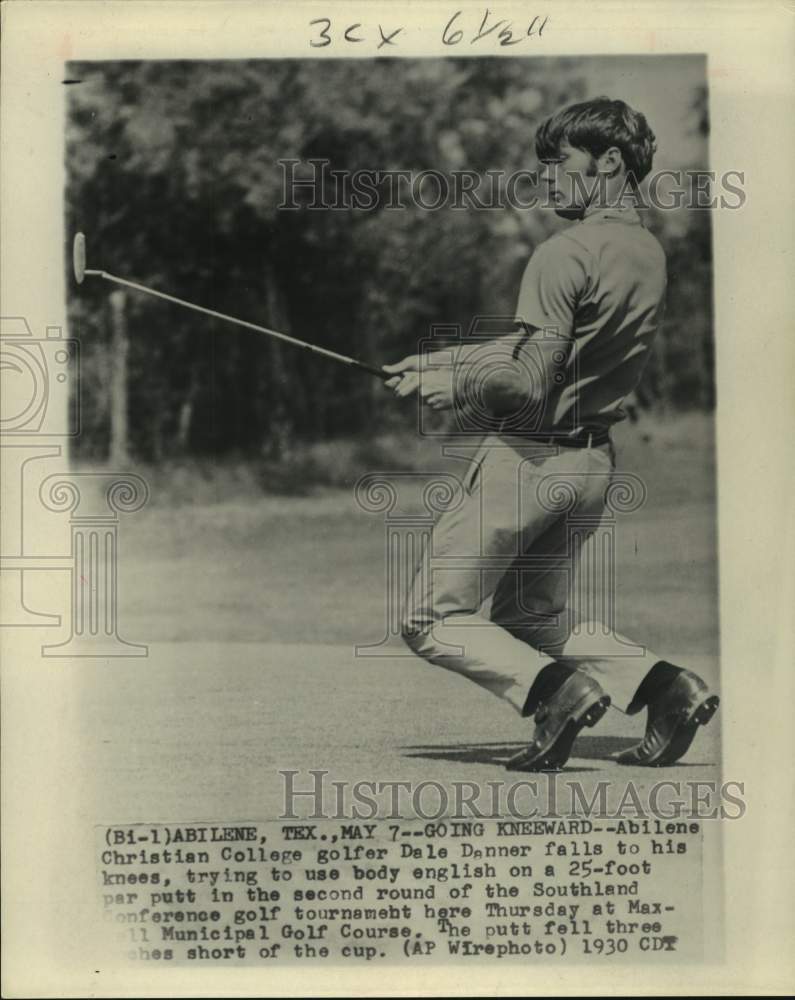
66, 57, 713, 471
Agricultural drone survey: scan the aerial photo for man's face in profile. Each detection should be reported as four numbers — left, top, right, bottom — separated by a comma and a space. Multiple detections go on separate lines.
540, 139, 600, 219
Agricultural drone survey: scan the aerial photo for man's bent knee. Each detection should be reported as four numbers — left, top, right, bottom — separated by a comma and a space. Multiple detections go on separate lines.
401, 600, 443, 658
400, 614, 432, 654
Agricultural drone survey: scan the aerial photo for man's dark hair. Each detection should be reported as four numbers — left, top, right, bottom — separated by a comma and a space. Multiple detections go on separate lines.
535, 97, 657, 181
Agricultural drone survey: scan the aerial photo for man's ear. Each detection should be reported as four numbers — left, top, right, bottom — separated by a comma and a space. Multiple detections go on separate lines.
596, 145, 624, 176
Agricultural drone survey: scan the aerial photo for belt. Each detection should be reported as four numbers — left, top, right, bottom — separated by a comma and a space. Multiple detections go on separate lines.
529, 430, 611, 449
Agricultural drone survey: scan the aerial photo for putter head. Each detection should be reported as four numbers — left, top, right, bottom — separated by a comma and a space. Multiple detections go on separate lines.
73, 232, 86, 284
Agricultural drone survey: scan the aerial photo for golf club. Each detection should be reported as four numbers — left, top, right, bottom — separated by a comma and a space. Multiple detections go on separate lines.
72, 232, 389, 380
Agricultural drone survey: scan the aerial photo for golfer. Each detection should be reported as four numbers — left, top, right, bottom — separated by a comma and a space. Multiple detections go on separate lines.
384, 97, 719, 771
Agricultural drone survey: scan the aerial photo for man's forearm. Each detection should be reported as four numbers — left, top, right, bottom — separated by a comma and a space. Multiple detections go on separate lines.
469, 361, 542, 415
418, 330, 562, 415
451, 331, 563, 415
425, 333, 527, 370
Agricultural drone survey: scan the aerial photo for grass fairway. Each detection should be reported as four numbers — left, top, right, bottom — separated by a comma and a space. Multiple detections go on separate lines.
85, 413, 720, 819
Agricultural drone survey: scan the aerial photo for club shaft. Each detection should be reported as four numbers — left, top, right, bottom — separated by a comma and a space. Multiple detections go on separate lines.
86, 269, 387, 380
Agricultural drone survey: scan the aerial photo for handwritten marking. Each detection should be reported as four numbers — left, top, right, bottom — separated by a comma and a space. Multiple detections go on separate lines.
309, 10, 548, 51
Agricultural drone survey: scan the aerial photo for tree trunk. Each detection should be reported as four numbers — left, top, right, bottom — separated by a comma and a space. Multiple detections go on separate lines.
263, 261, 293, 461
108, 290, 130, 465
176, 366, 200, 454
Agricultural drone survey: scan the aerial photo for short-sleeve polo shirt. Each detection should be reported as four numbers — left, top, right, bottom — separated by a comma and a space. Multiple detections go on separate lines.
514, 205, 667, 431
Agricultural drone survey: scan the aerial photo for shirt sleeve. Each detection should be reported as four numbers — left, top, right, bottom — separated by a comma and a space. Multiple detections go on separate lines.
514, 236, 589, 339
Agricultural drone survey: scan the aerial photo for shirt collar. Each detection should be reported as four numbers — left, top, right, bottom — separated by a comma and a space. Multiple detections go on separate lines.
581, 203, 642, 225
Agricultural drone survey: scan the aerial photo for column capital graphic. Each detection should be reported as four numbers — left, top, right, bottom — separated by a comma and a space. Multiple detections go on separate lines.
39, 472, 149, 519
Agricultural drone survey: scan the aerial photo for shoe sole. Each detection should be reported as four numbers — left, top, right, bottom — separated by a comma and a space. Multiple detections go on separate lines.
507, 693, 611, 772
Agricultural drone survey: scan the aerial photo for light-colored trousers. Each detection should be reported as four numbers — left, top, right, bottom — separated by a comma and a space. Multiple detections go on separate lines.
402, 435, 660, 715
